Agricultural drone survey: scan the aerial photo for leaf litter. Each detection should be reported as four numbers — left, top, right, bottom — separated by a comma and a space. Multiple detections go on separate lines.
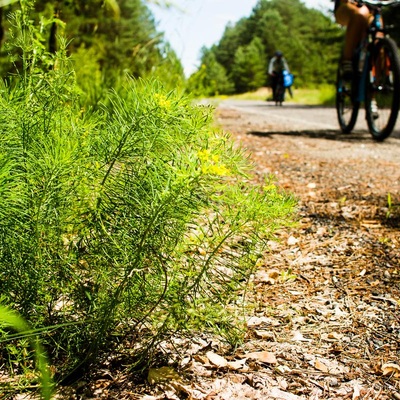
57, 106, 399, 399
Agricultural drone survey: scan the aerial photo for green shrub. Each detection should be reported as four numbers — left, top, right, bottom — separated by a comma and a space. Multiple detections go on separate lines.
0, 2, 296, 395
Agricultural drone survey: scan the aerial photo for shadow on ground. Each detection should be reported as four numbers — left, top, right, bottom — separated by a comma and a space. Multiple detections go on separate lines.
249, 129, 366, 142
248, 129, 400, 142
246, 103, 333, 110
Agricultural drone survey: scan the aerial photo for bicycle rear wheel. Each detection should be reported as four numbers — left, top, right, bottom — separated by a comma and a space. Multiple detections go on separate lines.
336, 65, 359, 133
365, 37, 400, 141
275, 83, 285, 106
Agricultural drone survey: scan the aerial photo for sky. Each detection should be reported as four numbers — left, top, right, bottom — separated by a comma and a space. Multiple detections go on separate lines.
148, 0, 332, 77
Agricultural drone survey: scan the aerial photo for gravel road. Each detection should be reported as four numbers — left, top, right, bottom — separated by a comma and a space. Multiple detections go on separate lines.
218, 99, 400, 164
220, 99, 400, 136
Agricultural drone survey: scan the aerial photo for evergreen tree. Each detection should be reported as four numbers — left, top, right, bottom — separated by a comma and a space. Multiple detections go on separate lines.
231, 37, 266, 93
0, 0, 184, 85
187, 47, 234, 97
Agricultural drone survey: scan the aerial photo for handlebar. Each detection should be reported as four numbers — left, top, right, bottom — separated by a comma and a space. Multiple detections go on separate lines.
357, 0, 400, 7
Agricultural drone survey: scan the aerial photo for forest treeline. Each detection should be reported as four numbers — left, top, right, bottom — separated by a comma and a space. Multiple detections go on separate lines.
0, 0, 398, 98
187, 0, 344, 96
0, 0, 186, 105
187, 0, 400, 96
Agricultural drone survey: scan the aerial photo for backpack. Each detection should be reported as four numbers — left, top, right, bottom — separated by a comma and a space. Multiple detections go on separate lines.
283, 70, 294, 88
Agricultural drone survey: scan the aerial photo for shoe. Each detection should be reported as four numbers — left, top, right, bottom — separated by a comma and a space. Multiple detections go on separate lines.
341, 60, 353, 80
370, 99, 379, 119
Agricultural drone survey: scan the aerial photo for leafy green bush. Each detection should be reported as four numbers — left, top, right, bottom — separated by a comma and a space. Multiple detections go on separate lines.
0, 2, 296, 395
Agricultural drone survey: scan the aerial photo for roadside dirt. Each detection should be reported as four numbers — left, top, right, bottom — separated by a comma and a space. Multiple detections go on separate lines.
57, 101, 400, 400
205, 103, 400, 399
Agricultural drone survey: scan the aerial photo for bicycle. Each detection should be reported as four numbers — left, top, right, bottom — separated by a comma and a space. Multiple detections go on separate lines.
274, 74, 285, 106
336, 0, 400, 141
272, 70, 293, 106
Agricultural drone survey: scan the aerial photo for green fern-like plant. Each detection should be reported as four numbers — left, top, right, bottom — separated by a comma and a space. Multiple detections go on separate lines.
0, 1, 296, 393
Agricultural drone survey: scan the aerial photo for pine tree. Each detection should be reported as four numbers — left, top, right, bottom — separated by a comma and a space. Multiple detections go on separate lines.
231, 37, 266, 93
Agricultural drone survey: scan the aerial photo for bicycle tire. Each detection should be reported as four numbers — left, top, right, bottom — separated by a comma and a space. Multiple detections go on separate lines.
275, 82, 285, 106
365, 37, 400, 141
335, 65, 359, 133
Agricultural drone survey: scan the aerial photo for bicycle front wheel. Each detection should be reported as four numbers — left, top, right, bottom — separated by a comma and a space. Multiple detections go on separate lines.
336, 66, 359, 134
365, 37, 400, 141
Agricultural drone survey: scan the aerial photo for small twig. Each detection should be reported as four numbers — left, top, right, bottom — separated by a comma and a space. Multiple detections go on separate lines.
309, 378, 326, 391
370, 295, 399, 307
372, 386, 383, 400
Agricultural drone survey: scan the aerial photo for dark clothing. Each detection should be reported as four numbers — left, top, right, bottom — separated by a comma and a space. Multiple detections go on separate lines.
268, 56, 290, 101
270, 74, 281, 101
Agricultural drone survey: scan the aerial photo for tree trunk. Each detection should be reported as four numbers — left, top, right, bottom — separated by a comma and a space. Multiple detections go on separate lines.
49, 12, 57, 54
0, 9, 4, 49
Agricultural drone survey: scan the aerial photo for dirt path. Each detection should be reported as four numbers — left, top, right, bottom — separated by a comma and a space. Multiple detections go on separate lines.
207, 101, 400, 399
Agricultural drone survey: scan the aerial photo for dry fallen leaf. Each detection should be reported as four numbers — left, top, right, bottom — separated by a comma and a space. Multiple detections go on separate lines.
315, 359, 329, 373
328, 332, 343, 340
382, 363, 400, 378
352, 381, 362, 400
227, 359, 248, 371
269, 387, 303, 399
276, 364, 292, 374
197, 247, 207, 256
245, 351, 277, 364
292, 331, 312, 342
254, 330, 274, 339
287, 236, 298, 245
246, 316, 276, 327
254, 270, 277, 284
206, 351, 228, 368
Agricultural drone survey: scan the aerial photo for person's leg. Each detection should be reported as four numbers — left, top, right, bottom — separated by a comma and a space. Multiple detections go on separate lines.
335, 1, 371, 60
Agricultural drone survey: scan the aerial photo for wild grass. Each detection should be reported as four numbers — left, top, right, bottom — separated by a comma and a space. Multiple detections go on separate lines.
0, 306, 53, 399
227, 84, 336, 106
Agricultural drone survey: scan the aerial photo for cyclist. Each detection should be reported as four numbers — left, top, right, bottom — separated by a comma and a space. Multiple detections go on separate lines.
334, 0, 384, 117
334, 0, 372, 79
268, 50, 290, 101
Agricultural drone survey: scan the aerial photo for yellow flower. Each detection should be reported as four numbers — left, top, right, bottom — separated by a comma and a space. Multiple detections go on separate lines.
197, 149, 210, 161
202, 164, 230, 176
263, 184, 276, 192
154, 93, 171, 110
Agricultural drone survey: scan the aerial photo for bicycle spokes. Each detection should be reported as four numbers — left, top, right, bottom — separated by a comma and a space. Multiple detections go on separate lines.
336, 70, 359, 134
365, 38, 400, 141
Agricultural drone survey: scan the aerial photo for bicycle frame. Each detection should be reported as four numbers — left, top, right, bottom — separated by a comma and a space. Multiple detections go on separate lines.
355, 48, 369, 102
353, 1, 385, 102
